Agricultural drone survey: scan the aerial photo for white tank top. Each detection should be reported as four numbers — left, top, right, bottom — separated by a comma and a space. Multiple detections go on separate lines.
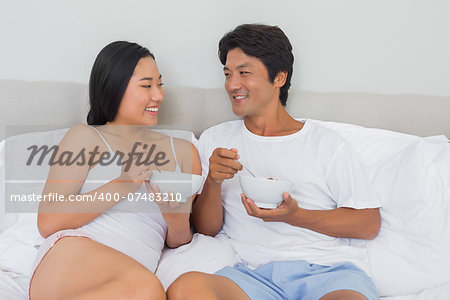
77, 128, 181, 272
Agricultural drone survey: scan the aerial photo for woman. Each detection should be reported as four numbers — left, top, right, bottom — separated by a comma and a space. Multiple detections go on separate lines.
29, 41, 201, 299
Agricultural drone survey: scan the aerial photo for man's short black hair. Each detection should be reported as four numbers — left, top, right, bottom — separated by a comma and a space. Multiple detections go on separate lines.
218, 24, 294, 106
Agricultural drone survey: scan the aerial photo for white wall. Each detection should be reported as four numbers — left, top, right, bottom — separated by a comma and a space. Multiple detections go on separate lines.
1, 0, 449, 96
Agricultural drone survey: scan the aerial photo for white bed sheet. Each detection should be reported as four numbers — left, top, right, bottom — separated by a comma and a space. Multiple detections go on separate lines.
0, 271, 28, 300
2, 228, 450, 300
2, 229, 450, 300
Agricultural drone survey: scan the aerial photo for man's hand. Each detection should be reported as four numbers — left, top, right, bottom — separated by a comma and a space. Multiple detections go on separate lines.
242, 191, 381, 239
192, 147, 238, 236
208, 148, 242, 184
241, 192, 299, 224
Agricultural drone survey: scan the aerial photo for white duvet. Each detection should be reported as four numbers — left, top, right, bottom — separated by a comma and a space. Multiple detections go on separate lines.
1, 121, 450, 299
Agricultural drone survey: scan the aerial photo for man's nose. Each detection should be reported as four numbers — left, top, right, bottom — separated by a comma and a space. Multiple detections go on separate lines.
227, 74, 242, 91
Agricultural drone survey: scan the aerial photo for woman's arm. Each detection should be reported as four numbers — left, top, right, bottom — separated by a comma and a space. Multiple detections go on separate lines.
38, 180, 143, 238
160, 140, 202, 248
38, 125, 150, 238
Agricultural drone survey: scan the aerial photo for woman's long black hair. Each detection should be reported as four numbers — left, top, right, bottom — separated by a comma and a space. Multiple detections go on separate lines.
86, 41, 154, 125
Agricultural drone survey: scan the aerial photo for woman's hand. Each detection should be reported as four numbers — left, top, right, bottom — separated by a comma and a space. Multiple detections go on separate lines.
117, 143, 154, 192
145, 181, 194, 248
145, 182, 193, 226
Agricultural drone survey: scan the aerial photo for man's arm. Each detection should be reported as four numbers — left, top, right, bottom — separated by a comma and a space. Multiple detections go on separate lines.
192, 176, 224, 236
241, 192, 381, 240
191, 148, 242, 236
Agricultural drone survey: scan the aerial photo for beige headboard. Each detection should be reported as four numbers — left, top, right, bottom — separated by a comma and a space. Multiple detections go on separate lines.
1, 80, 449, 139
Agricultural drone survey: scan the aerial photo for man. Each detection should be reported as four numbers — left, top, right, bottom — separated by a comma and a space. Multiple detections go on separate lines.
168, 24, 381, 300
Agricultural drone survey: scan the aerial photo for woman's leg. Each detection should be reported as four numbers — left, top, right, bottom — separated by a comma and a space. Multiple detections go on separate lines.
30, 236, 165, 300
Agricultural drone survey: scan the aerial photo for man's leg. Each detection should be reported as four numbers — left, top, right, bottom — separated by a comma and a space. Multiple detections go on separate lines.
167, 271, 250, 300
320, 290, 368, 300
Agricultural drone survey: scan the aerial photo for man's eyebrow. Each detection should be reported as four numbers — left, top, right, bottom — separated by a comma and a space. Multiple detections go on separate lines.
139, 74, 162, 81
223, 64, 251, 71
237, 64, 251, 69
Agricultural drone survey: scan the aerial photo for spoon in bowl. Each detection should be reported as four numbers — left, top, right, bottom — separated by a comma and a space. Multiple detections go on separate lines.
237, 160, 256, 178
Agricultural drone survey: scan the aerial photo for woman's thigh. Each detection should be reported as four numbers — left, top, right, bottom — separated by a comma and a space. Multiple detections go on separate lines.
30, 236, 164, 300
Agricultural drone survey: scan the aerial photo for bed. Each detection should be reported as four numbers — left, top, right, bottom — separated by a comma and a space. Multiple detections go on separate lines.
1, 79, 449, 299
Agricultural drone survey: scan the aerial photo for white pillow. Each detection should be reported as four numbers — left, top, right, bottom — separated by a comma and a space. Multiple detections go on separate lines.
0, 139, 8, 232
155, 233, 238, 290
1, 130, 68, 235
3, 129, 69, 216
306, 119, 421, 166
308, 119, 450, 296
367, 139, 450, 296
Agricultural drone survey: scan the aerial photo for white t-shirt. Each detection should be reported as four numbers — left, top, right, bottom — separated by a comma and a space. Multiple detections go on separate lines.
198, 119, 381, 276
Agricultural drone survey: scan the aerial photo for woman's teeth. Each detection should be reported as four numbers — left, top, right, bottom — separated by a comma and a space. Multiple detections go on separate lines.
145, 107, 158, 112
234, 95, 247, 100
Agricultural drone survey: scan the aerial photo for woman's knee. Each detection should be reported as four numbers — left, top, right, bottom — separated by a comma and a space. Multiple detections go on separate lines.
167, 271, 212, 300
120, 270, 165, 300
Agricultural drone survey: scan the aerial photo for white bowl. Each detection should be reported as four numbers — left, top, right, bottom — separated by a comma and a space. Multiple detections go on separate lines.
239, 175, 293, 209
150, 171, 204, 202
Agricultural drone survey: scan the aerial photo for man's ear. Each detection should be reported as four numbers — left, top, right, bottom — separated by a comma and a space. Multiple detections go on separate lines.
273, 71, 287, 87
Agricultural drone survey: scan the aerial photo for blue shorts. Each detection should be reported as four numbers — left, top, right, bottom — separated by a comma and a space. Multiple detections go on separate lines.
215, 260, 378, 300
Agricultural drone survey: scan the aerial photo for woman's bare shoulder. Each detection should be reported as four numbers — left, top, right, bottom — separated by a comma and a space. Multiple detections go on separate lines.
172, 136, 194, 149
59, 124, 101, 148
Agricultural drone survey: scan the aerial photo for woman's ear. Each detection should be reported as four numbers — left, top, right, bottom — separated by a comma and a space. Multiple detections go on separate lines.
274, 71, 287, 87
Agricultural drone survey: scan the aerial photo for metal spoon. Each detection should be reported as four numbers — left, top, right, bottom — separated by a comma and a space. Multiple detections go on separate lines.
238, 160, 256, 177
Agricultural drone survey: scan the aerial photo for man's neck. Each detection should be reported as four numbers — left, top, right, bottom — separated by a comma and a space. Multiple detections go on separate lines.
243, 104, 304, 137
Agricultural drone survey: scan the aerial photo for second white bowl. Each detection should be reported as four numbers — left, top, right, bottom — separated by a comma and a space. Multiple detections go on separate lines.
239, 175, 292, 209
150, 171, 204, 202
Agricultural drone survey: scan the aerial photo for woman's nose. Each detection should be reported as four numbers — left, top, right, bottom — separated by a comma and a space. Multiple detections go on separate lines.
151, 87, 164, 102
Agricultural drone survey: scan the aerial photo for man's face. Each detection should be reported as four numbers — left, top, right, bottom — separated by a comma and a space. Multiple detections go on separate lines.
223, 48, 279, 117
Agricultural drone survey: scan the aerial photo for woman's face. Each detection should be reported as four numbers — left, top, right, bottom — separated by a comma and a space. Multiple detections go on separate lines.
113, 56, 164, 126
